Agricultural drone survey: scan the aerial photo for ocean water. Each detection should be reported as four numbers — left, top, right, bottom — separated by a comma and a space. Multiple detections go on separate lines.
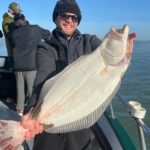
111, 40, 150, 150
0, 40, 150, 149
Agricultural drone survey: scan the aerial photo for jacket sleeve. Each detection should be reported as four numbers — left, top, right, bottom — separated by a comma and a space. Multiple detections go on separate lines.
90, 35, 102, 51
28, 43, 57, 109
82, 34, 101, 54
37, 26, 51, 40
34, 43, 56, 87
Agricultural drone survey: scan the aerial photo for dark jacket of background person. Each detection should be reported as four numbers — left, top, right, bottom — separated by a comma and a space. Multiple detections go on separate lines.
12, 14, 51, 71
2, 2, 22, 57
0, 30, 3, 38
1, 2, 22, 101
30, 29, 101, 150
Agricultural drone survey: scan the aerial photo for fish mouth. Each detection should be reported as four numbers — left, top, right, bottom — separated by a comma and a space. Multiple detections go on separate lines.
109, 25, 131, 66
112, 25, 129, 36
108, 25, 128, 43
101, 25, 129, 66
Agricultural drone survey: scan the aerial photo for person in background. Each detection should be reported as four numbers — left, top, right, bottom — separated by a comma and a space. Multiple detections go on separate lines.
12, 14, 51, 116
0, 30, 3, 38
21, 0, 136, 150
2, 2, 22, 103
2, 2, 22, 57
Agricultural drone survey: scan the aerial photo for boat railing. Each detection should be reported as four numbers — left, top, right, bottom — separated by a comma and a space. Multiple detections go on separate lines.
109, 94, 150, 150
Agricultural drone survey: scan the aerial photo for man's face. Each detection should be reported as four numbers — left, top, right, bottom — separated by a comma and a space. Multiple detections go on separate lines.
55, 12, 78, 39
8, 9, 15, 15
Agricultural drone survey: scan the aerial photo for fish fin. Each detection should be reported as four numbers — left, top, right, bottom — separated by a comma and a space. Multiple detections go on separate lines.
100, 67, 109, 76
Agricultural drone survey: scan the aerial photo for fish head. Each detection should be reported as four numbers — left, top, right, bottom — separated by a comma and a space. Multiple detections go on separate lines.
100, 25, 129, 66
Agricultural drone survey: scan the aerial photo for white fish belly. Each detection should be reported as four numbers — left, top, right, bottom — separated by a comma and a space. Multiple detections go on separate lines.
36, 48, 128, 133
38, 50, 101, 119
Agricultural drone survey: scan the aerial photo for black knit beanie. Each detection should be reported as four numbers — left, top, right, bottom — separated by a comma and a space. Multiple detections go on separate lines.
53, 0, 82, 24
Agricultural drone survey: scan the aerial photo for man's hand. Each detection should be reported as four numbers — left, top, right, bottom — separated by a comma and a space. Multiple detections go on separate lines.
21, 113, 44, 140
126, 32, 137, 58
128, 32, 137, 51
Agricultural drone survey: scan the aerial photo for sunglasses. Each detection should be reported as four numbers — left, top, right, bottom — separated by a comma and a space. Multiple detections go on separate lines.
58, 13, 78, 23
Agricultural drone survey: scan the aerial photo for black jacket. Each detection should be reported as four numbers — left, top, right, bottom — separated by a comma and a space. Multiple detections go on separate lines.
33, 29, 101, 97
30, 29, 101, 150
12, 23, 51, 71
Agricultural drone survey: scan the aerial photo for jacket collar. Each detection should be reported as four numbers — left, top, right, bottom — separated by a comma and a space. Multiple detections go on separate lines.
53, 28, 81, 41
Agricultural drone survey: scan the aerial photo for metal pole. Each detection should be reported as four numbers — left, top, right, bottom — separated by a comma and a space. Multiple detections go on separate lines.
109, 103, 115, 119
136, 119, 147, 150
127, 100, 147, 150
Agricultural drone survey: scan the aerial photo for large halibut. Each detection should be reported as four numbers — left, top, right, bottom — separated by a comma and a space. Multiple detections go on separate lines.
32, 25, 130, 133
0, 25, 133, 149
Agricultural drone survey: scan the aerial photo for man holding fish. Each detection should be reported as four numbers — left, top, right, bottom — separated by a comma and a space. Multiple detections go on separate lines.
22, 0, 136, 150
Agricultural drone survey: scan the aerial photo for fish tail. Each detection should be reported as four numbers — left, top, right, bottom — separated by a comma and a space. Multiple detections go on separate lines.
0, 120, 25, 149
